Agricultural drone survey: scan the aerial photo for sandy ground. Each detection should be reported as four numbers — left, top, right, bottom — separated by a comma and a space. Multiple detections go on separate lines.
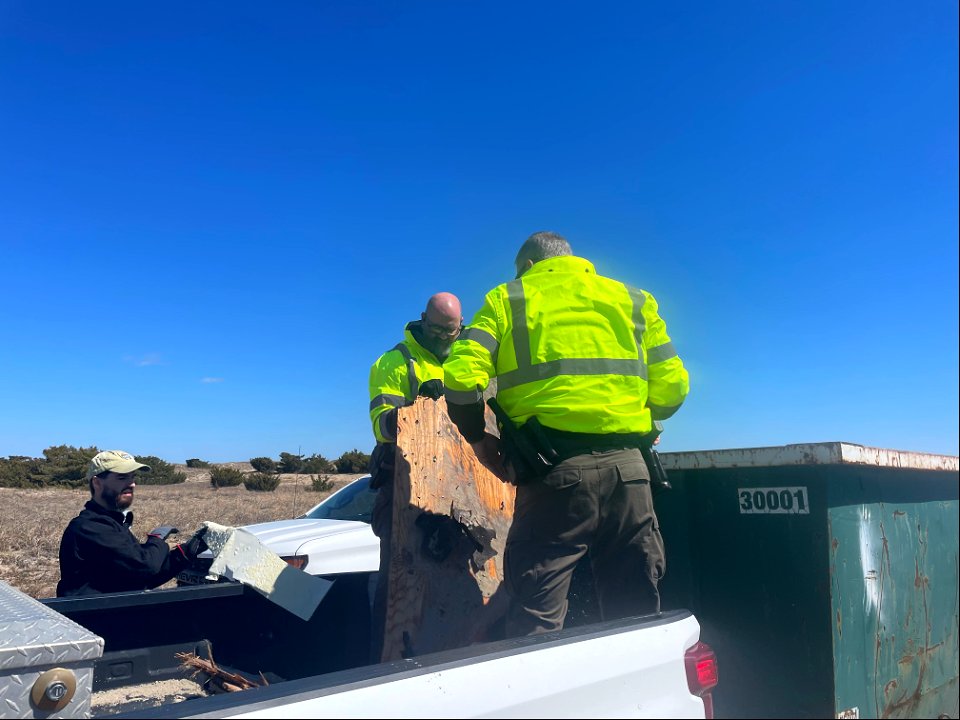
91, 678, 207, 714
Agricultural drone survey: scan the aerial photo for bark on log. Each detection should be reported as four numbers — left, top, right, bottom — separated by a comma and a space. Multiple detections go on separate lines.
381, 397, 515, 661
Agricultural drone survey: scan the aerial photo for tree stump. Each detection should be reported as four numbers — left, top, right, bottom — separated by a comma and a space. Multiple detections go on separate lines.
381, 397, 515, 661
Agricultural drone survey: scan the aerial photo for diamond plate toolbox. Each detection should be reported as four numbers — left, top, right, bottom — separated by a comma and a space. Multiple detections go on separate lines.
1, 580, 103, 718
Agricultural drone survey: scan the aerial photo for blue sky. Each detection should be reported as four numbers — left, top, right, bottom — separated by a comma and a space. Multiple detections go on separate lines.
1, 2, 957, 462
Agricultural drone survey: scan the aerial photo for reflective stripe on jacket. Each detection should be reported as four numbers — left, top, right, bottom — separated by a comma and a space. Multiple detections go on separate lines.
443, 255, 689, 435
368, 323, 445, 443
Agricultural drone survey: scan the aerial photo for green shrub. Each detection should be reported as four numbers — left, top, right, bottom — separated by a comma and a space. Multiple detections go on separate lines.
301, 453, 335, 474
0, 457, 32, 488
309, 474, 335, 493
250, 457, 277, 473
186, 458, 211, 468
335, 449, 371, 474
31, 445, 99, 488
209, 466, 245, 489
135, 455, 186, 485
243, 472, 281, 492
278, 452, 303, 474
1, 447, 186, 489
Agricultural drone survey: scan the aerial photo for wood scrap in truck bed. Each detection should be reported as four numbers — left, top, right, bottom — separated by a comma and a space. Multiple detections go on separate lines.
176, 648, 272, 693
381, 397, 515, 661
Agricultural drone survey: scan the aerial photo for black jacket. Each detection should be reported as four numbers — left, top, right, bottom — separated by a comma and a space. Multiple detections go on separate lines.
56, 500, 189, 597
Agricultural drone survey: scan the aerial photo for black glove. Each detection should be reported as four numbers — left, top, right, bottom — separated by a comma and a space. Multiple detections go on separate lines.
415, 512, 460, 563
177, 527, 209, 561
147, 525, 178, 541
418, 379, 443, 400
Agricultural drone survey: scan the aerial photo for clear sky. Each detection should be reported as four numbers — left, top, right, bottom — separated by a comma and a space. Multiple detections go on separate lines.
2, 2, 957, 463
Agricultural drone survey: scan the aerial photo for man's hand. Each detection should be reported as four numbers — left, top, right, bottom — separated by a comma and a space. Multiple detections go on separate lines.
147, 526, 178, 541
470, 432, 512, 483
418, 379, 443, 400
177, 527, 209, 561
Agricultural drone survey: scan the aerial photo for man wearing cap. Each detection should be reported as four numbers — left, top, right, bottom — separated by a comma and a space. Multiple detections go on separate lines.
56, 450, 208, 597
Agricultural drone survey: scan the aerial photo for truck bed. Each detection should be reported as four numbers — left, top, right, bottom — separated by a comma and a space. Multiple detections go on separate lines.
41, 577, 705, 718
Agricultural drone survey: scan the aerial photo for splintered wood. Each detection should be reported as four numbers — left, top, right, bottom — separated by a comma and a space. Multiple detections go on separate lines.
176, 651, 268, 693
381, 397, 515, 661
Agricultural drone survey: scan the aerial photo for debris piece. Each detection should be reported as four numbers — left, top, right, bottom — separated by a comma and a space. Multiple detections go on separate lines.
382, 397, 514, 661
176, 646, 268, 693
201, 521, 333, 620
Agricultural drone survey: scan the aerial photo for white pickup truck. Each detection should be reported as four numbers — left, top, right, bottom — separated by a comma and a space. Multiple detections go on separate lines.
1, 579, 714, 719
5, 441, 956, 720
0, 475, 717, 719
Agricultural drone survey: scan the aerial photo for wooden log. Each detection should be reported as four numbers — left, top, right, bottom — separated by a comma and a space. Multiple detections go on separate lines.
381, 397, 515, 661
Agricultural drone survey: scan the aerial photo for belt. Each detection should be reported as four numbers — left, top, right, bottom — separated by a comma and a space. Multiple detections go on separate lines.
538, 426, 646, 463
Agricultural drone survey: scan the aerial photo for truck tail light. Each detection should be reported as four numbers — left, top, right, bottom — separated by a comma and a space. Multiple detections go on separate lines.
684, 640, 718, 719
282, 555, 309, 571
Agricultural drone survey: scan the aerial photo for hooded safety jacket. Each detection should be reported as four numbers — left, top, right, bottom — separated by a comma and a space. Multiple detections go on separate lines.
368, 322, 446, 443
443, 255, 689, 436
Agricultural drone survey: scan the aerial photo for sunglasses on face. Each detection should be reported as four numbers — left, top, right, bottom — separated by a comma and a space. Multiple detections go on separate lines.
423, 317, 463, 338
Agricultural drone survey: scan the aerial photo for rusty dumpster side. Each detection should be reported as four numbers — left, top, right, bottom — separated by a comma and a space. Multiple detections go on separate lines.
657, 442, 959, 719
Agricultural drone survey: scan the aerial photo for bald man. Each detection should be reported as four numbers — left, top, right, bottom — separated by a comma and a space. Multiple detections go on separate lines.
366, 292, 463, 660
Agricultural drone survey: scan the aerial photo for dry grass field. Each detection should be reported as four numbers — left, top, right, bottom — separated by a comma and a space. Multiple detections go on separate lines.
0, 464, 365, 599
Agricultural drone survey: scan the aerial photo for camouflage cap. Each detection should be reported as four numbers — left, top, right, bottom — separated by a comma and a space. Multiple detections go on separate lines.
86, 450, 151, 481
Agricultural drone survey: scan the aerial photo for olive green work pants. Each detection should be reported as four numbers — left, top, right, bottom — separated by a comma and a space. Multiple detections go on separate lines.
503, 447, 665, 636
369, 480, 393, 663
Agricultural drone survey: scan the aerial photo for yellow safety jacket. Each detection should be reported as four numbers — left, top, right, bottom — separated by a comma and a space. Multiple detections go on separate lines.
369, 323, 446, 443
444, 256, 689, 435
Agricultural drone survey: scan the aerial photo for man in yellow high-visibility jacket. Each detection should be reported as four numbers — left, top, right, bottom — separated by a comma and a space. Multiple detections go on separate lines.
444, 231, 689, 636
367, 291, 463, 660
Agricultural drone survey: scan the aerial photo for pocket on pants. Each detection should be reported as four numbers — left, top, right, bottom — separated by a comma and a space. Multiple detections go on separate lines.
616, 459, 650, 484
542, 465, 582, 490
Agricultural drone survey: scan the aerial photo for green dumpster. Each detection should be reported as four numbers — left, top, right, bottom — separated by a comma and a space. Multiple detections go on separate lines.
657, 442, 959, 719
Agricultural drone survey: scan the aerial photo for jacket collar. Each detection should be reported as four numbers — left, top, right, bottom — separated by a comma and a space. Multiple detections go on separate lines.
523, 255, 596, 277
84, 499, 134, 526
403, 321, 442, 363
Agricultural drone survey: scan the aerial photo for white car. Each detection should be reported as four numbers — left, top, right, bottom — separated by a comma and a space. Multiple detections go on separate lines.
178, 475, 380, 584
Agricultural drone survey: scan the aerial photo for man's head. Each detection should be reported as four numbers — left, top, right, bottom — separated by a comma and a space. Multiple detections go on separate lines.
419, 292, 463, 360
86, 450, 151, 512
514, 231, 573, 278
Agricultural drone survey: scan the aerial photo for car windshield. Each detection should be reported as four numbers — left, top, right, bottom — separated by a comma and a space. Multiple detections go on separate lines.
303, 476, 376, 523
